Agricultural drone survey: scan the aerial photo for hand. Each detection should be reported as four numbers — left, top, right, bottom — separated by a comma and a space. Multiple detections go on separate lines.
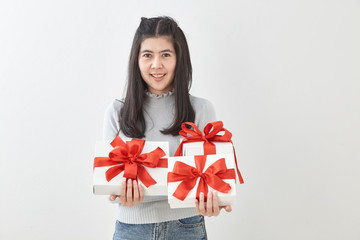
195, 191, 232, 217
109, 179, 144, 207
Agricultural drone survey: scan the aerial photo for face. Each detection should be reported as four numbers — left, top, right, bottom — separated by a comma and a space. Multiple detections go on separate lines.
138, 37, 177, 95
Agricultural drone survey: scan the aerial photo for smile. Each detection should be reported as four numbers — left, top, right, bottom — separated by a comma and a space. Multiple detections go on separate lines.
151, 74, 166, 78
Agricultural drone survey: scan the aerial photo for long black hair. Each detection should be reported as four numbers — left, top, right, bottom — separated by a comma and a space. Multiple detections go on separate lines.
119, 16, 195, 138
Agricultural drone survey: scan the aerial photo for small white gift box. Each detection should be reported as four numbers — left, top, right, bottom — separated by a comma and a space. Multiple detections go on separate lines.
181, 140, 234, 156
93, 138, 169, 196
167, 154, 236, 208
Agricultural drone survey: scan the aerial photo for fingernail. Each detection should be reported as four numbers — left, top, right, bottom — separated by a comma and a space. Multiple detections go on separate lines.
133, 180, 137, 185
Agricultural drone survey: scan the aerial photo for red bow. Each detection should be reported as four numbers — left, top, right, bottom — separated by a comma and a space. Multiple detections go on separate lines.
174, 121, 244, 184
168, 155, 236, 201
93, 136, 167, 187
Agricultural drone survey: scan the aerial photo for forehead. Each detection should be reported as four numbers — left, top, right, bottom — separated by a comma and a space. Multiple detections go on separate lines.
140, 36, 175, 52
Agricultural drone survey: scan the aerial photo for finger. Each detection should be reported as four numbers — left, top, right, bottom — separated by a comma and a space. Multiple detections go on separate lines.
138, 183, 144, 202
212, 192, 220, 216
133, 180, 139, 203
224, 205, 232, 212
199, 192, 206, 215
120, 181, 127, 204
109, 195, 120, 201
126, 179, 133, 206
195, 199, 200, 214
219, 205, 233, 212
206, 191, 213, 217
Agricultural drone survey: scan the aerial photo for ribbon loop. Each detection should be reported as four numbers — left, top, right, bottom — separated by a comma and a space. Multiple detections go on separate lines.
179, 122, 203, 139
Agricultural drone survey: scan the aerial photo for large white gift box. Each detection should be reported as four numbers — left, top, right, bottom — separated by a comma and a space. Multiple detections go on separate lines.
93, 138, 169, 195
167, 154, 236, 208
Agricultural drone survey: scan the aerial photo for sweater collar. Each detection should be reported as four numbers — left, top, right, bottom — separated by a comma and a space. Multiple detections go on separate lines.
144, 90, 175, 108
144, 90, 174, 98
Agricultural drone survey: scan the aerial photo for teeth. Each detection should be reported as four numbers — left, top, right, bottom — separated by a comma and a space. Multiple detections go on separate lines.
152, 74, 165, 78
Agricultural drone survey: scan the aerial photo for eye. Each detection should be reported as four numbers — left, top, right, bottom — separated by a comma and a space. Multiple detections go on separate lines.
143, 53, 151, 58
162, 53, 171, 57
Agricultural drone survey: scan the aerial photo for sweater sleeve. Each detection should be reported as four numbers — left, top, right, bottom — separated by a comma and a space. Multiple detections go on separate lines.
192, 96, 217, 130
103, 100, 122, 141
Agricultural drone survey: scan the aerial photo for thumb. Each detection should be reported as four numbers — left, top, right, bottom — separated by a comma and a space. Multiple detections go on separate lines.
224, 205, 232, 212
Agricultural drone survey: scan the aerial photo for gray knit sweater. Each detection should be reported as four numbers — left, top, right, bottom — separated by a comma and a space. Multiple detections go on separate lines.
103, 91, 216, 224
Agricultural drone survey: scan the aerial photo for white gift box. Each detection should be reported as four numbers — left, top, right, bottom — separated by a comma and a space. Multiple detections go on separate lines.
181, 140, 234, 156
93, 140, 169, 195
168, 154, 236, 208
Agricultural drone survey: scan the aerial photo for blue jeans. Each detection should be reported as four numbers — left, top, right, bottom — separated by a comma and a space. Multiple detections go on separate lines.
113, 215, 207, 240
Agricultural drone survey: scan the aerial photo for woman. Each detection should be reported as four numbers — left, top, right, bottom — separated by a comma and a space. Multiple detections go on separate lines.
103, 16, 232, 240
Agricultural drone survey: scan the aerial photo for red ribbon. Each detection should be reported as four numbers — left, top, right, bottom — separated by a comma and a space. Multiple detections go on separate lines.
174, 121, 244, 184
168, 155, 236, 201
93, 136, 167, 187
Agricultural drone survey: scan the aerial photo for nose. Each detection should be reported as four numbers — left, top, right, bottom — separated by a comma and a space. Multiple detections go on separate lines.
151, 56, 163, 69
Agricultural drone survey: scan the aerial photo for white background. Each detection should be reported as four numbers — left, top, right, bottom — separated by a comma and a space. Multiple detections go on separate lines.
1, 0, 359, 239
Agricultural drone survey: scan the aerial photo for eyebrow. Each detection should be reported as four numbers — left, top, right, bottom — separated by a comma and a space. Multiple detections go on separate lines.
140, 49, 174, 54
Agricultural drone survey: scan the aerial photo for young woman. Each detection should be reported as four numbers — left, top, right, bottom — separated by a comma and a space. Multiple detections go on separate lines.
103, 16, 232, 240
